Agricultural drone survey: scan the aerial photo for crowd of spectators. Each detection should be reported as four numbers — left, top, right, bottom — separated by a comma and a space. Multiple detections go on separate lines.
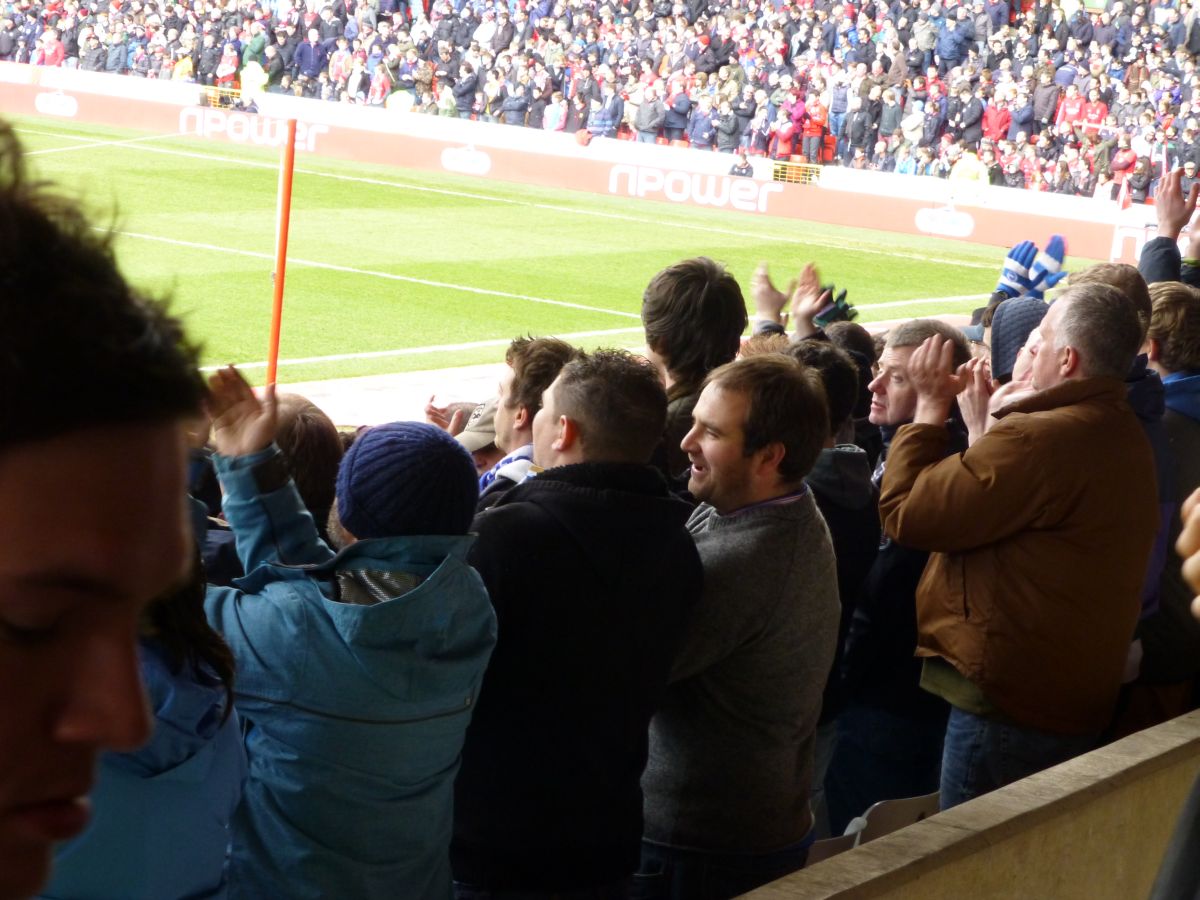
9, 0, 1200, 195
6, 108, 1200, 900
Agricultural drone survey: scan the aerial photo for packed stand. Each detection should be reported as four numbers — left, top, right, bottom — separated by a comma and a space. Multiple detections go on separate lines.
7, 0, 1200, 194
6, 110, 1200, 900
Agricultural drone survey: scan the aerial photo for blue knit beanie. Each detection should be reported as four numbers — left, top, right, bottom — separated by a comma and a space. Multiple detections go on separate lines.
335, 422, 479, 539
990, 296, 1049, 382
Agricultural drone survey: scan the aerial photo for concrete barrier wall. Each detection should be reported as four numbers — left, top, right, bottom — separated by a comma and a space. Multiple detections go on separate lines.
747, 711, 1200, 900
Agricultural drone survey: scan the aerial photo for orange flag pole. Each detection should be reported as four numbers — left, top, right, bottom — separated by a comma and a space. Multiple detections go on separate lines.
266, 118, 298, 386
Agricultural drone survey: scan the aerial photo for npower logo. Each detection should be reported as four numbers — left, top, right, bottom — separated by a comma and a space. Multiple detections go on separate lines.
914, 205, 975, 239
178, 108, 328, 152
34, 91, 79, 118
608, 164, 783, 213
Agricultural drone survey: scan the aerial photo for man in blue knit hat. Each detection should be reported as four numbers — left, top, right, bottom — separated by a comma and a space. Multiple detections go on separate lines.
203, 367, 497, 900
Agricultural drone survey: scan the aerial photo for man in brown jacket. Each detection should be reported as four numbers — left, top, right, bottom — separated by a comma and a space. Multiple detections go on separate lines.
879, 283, 1159, 810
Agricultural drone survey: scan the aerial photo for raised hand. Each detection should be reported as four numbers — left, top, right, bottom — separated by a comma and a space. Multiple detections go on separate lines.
1180, 488, 1200, 618
1026, 234, 1068, 300
789, 262, 829, 339
751, 261, 794, 327
909, 335, 969, 425
425, 395, 467, 436
956, 356, 995, 446
207, 366, 278, 458
1155, 168, 1200, 241
996, 240, 1038, 298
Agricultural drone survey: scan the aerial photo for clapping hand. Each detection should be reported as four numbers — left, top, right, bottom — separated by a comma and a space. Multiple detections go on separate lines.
908, 335, 969, 425
956, 356, 995, 445
1155, 168, 1200, 241
751, 261, 793, 327
207, 366, 278, 458
425, 395, 467, 436
789, 262, 830, 339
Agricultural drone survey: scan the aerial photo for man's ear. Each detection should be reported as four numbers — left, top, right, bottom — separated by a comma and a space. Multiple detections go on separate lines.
753, 440, 787, 479
513, 404, 531, 432
1061, 344, 1082, 379
1146, 336, 1162, 363
555, 415, 579, 454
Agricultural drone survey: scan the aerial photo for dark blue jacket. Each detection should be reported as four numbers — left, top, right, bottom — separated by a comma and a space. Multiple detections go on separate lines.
686, 108, 715, 146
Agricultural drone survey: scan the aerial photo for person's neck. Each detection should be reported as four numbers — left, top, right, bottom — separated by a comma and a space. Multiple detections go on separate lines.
718, 480, 804, 516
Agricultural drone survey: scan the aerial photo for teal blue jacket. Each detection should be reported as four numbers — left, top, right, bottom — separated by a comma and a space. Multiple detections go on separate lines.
205, 448, 497, 900
41, 641, 246, 900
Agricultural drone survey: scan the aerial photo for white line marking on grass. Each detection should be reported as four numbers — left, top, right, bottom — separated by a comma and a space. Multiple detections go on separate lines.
15, 127, 104, 141
24, 131, 182, 156
202, 295, 982, 371
48, 137, 999, 270
113, 230, 643, 320
201, 325, 646, 371
856, 293, 989, 310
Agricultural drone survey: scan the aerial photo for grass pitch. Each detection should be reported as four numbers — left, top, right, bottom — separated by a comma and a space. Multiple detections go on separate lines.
14, 113, 1031, 384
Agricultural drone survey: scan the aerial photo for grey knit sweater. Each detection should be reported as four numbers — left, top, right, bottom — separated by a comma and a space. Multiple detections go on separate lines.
642, 492, 840, 852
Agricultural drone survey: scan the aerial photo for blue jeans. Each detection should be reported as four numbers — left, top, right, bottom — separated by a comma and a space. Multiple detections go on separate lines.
824, 703, 946, 836
455, 881, 631, 900
632, 836, 812, 900
939, 707, 1097, 810
828, 111, 845, 157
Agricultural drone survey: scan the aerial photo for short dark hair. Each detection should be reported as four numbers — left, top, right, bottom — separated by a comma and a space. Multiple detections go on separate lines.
642, 257, 747, 400
505, 335, 580, 414
1069, 262, 1152, 342
553, 349, 668, 464
825, 320, 877, 365
1148, 282, 1200, 373
788, 341, 859, 436
1053, 283, 1144, 379
705, 355, 828, 486
885, 318, 972, 367
0, 123, 204, 450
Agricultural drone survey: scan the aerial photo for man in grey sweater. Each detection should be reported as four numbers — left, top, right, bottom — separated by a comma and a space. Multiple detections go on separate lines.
638, 355, 841, 900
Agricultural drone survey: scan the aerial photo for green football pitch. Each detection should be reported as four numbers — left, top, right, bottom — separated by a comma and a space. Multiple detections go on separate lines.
13, 113, 1031, 384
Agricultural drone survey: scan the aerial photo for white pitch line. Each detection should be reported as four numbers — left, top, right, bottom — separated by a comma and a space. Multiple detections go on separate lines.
204, 297, 983, 370
114, 230, 643, 320
24, 131, 184, 156
202, 325, 646, 371
855, 293, 989, 310
49, 136, 1000, 270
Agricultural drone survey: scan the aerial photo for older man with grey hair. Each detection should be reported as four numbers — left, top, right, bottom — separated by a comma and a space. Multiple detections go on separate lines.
879, 283, 1160, 810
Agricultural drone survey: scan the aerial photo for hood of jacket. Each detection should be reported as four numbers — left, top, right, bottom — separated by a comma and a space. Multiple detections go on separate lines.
807, 445, 876, 511
105, 639, 231, 778
228, 534, 496, 717
1164, 370, 1200, 421
1126, 354, 1167, 424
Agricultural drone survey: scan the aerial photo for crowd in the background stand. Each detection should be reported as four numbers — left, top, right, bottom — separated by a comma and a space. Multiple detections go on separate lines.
9, 0, 1200, 194
6, 111, 1200, 900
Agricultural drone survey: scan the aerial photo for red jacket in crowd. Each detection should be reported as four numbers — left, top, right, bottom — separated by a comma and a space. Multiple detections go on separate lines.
770, 120, 797, 159
1056, 95, 1084, 126
802, 101, 827, 137
982, 104, 1011, 142
1081, 100, 1108, 133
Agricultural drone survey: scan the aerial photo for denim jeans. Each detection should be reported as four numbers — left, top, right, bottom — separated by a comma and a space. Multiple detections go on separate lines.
939, 707, 1097, 810
828, 111, 845, 157
632, 836, 812, 900
823, 702, 946, 836
455, 880, 631, 900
